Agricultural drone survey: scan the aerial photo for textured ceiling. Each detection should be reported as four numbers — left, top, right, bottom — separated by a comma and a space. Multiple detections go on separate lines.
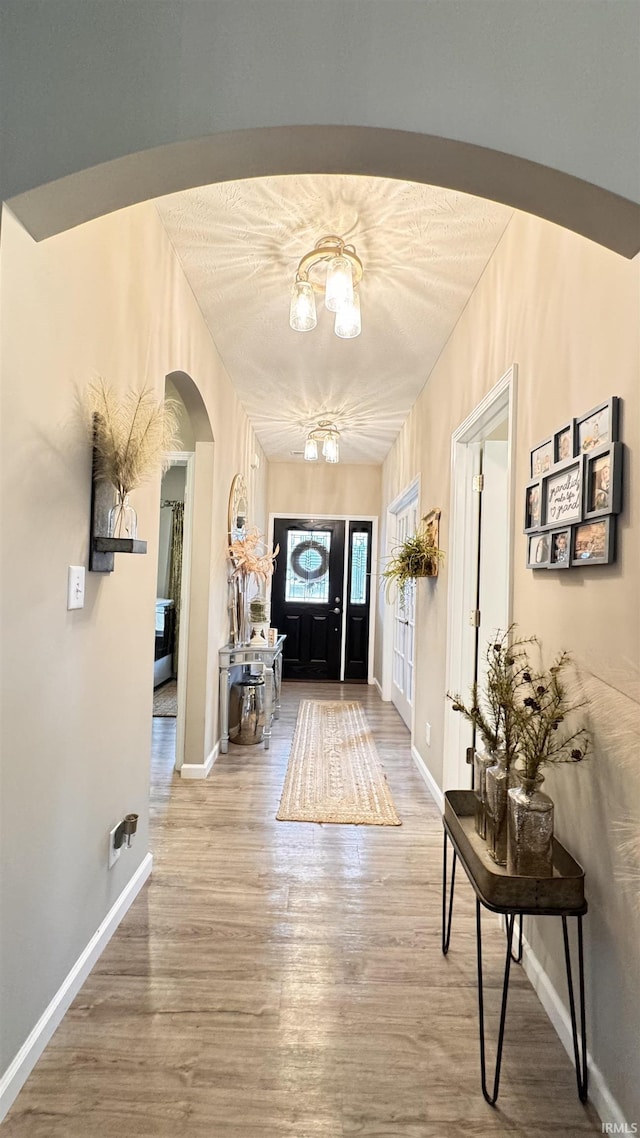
155, 175, 512, 464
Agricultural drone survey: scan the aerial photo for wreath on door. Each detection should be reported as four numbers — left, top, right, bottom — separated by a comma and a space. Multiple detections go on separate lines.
290, 539, 330, 582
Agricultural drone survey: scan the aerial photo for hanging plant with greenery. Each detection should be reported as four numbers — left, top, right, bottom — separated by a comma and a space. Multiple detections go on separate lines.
382, 514, 445, 599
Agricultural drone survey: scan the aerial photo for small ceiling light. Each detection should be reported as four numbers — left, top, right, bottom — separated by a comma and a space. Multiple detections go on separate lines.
289, 278, 317, 332
304, 436, 318, 462
290, 236, 362, 338
334, 290, 361, 340
304, 420, 341, 464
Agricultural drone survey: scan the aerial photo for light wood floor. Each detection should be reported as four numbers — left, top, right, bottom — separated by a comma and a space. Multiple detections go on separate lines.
5, 683, 600, 1136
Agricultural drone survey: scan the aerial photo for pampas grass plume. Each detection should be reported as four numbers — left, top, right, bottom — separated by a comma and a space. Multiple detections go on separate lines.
87, 380, 182, 494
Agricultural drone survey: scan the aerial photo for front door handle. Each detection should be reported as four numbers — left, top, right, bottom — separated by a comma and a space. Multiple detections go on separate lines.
332, 607, 341, 614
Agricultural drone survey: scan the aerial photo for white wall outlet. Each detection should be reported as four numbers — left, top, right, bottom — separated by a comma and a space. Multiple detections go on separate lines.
67, 565, 85, 610
425, 721, 431, 746
108, 823, 121, 869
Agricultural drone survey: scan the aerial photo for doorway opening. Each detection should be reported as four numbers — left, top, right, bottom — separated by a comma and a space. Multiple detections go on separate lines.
443, 365, 517, 791
153, 452, 195, 774
270, 514, 376, 683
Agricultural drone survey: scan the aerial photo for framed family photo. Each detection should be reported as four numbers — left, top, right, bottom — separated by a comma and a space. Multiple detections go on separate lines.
571, 517, 615, 566
526, 532, 550, 569
583, 442, 623, 520
549, 527, 571, 569
530, 437, 553, 478
525, 394, 622, 571
576, 397, 620, 454
553, 422, 575, 465
524, 480, 542, 532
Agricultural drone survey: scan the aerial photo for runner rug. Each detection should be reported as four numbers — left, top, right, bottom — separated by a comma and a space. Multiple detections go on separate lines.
153, 679, 177, 717
276, 700, 401, 826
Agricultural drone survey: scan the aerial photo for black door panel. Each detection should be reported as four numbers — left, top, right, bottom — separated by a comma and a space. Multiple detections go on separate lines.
272, 519, 345, 681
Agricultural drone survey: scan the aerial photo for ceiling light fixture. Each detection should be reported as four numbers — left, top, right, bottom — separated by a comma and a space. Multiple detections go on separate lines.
289, 236, 363, 339
304, 420, 340, 464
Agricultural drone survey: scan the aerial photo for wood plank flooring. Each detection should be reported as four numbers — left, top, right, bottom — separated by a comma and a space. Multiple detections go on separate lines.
4, 683, 600, 1136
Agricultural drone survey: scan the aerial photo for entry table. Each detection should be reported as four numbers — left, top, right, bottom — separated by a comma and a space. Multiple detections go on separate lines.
442, 790, 587, 1106
218, 635, 285, 753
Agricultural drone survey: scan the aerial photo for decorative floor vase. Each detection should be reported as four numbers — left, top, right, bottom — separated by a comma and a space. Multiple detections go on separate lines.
485, 752, 509, 866
507, 773, 554, 878
108, 493, 137, 539
473, 751, 494, 840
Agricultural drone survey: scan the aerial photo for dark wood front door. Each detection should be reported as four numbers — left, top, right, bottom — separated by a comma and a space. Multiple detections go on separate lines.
271, 519, 345, 681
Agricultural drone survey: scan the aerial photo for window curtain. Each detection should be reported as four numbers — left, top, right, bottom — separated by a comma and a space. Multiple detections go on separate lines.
168, 502, 184, 666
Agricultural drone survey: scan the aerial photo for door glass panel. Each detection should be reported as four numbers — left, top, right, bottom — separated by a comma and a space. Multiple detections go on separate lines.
349, 532, 369, 605
285, 530, 331, 603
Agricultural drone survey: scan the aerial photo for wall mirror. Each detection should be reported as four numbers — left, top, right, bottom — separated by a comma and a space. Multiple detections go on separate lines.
228, 473, 248, 544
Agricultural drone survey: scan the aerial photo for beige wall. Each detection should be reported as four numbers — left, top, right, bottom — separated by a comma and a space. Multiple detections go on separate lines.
0, 203, 266, 1077
268, 462, 381, 519
378, 211, 640, 1120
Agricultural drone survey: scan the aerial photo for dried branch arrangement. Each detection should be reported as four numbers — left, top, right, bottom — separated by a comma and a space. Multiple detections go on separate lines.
229, 528, 279, 582
86, 380, 182, 495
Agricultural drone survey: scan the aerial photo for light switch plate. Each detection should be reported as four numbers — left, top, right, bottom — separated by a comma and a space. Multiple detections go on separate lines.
108, 823, 121, 869
425, 721, 431, 746
67, 565, 85, 610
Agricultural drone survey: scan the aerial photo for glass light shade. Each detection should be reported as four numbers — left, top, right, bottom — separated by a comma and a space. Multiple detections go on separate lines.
323, 434, 339, 463
324, 255, 354, 312
289, 280, 317, 332
334, 290, 361, 339
304, 437, 318, 461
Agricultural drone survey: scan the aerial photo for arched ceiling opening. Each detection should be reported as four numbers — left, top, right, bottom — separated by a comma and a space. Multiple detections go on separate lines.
8, 127, 640, 258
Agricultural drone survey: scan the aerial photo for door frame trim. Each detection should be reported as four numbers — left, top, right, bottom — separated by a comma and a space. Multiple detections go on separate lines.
268, 513, 378, 683
382, 476, 421, 708
162, 451, 196, 772
442, 364, 518, 793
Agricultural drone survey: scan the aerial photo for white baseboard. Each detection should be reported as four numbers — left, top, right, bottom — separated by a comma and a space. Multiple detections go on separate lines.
180, 742, 219, 780
0, 852, 152, 1123
520, 928, 628, 1129
411, 744, 444, 813
373, 677, 385, 700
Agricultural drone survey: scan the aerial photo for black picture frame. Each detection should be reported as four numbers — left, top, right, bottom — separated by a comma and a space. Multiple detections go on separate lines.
553, 421, 575, 465
524, 479, 543, 533
541, 456, 583, 530
576, 396, 620, 455
571, 516, 615, 566
530, 437, 553, 479
548, 527, 572, 569
583, 442, 623, 520
526, 532, 550, 569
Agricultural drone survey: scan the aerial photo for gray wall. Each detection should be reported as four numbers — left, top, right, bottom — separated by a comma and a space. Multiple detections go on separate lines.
1, 2, 639, 220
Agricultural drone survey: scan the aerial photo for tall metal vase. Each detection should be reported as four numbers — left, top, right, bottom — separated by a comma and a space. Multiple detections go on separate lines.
485, 751, 509, 866
507, 772, 554, 878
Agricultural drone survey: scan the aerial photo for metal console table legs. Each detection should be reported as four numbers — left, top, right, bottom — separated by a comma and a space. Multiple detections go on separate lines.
441, 792, 588, 1107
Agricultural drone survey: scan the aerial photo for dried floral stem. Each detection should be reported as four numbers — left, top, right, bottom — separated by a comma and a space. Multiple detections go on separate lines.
87, 379, 182, 495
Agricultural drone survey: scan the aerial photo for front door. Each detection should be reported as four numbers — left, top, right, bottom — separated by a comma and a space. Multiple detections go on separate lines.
271, 518, 345, 681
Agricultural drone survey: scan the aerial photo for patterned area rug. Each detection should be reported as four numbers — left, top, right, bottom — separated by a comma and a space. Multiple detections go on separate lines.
153, 679, 177, 717
277, 700, 401, 826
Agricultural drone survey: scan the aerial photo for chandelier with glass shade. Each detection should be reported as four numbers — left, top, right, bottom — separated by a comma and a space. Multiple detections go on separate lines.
304, 421, 340, 464
289, 236, 362, 339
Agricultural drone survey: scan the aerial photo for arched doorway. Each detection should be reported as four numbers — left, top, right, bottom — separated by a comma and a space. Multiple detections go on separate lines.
163, 371, 215, 778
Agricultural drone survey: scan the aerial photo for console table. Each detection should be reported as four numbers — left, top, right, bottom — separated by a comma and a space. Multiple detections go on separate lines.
442, 790, 588, 1106
218, 635, 285, 753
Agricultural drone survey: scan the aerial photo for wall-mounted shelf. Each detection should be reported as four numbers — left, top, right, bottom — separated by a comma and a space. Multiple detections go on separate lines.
89, 422, 147, 572
94, 537, 147, 555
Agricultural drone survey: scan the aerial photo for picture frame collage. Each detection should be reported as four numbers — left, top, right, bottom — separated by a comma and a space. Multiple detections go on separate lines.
525, 397, 623, 569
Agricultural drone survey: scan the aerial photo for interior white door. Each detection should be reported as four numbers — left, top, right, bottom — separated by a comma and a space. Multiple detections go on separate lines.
476, 440, 509, 689
391, 499, 418, 728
